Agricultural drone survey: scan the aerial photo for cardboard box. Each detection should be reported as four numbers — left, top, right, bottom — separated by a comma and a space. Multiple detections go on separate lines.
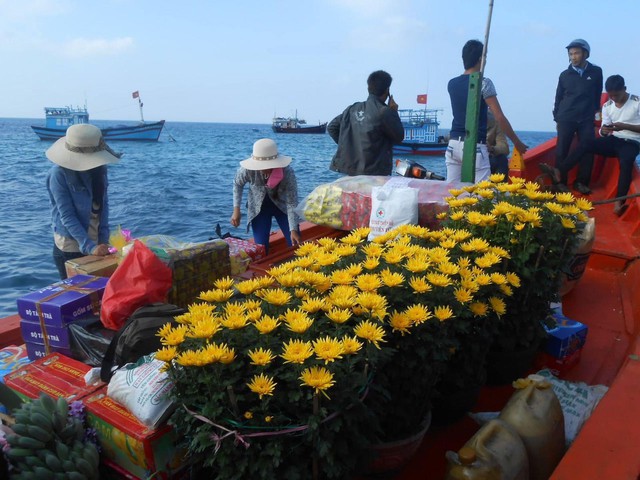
85, 387, 185, 479
0, 345, 31, 383
544, 315, 588, 358
223, 238, 267, 275
16, 275, 108, 327
24, 342, 74, 362
65, 254, 119, 278
21, 319, 71, 349
4, 353, 100, 401
165, 240, 231, 308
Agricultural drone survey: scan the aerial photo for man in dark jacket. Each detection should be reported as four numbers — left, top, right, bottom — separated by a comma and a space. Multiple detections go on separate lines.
328, 70, 404, 176
553, 39, 603, 194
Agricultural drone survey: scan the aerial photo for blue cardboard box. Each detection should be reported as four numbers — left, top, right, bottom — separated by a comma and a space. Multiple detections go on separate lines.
544, 314, 588, 358
16, 275, 108, 327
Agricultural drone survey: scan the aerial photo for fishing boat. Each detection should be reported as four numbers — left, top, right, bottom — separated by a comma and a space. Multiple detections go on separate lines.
31, 93, 165, 142
392, 108, 448, 156
1, 136, 639, 479
272, 114, 327, 134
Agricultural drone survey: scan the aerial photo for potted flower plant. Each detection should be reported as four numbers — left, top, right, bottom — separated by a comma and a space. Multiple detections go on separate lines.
439, 174, 592, 384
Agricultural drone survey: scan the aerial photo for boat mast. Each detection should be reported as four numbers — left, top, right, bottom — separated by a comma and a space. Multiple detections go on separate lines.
132, 90, 145, 123
460, 0, 494, 183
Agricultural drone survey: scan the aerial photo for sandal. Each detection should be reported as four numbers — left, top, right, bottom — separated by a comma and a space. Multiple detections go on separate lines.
614, 203, 629, 217
539, 163, 561, 184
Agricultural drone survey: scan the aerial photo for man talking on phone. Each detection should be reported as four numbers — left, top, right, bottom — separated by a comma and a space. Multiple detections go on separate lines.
328, 70, 404, 176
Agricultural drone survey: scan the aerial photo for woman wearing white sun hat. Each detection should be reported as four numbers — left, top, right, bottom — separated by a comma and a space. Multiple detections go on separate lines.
45, 123, 121, 278
231, 138, 300, 253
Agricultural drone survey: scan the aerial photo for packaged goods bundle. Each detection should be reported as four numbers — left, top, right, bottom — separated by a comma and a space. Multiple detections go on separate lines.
16, 275, 109, 360
222, 237, 266, 275
297, 175, 469, 231
137, 236, 232, 308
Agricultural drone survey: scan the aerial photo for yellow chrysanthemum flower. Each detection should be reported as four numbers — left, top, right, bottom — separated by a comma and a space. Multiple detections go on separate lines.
340, 232, 365, 245
561, 217, 576, 229
465, 211, 484, 226
219, 346, 236, 364
489, 173, 506, 183
357, 273, 382, 291
409, 276, 432, 293
188, 318, 221, 339
318, 237, 338, 250
345, 263, 364, 276
293, 287, 310, 299
295, 242, 318, 256
354, 320, 386, 349
469, 302, 489, 317
199, 288, 234, 303
325, 307, 352, 324
446, 198, 467, 208
334, 244, 357, 257
244, 411, 253, 420
246, 308, 262, 322
490, 273, 507, 285
383, 249, 405, 264
450, 211, 465, 221
555, 192, 576, 204
389, 311, 412, 334
213, 276, 235, 290
475, 252, 502, 269
449, 188, 465, 197
460, 238, 491, 253
380, 268, 404, 287
235, 278, 263, 295
404, 304, 431, 324
224, 301, 247, 316
155, 346, 177, 362
276, 272, 304, 288
247, 374, 276, 399
544, 202, 566, 215
176, 349, 200, 367
356, 292, 388, 312
499, 284, 514, 296
280, 339, 314, 364
454, 287, 474, 304
222, 314, 248, 330
244, 299, 262, 310
362, 256, 381, 270
331, 269, 355, 285
506, 272, 521, 288
248, 348, 275, 366
341, 336, 364, 354
157, 321, 175, 338
404, 255, 430, 273
434, 306, 454, 321
574, 198, 593, 211
474, 188, 495, 200
284, 309, 314, 333
439, 261, 460, 276
300, 296, 326, 313
254, 315, 280, 334
300, 367, 335, 396
258, 288, 292, 306
489, 296, 507, 316
426, 272, 452, 287
160, 325, 189, 346
202, 342, 233, 363
313, 336, 344, 364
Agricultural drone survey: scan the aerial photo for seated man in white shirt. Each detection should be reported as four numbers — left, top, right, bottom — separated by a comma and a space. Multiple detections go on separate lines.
541, 74, 640, 215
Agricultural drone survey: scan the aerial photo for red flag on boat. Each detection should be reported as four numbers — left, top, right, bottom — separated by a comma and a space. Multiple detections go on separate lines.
132, 91, 140, 99
417, 94, 427, 104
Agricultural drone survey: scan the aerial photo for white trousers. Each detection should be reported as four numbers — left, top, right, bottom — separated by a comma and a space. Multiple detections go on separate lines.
445, 138, 491, 183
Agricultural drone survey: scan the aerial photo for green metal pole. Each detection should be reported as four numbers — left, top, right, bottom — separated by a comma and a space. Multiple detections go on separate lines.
460, 0, 494, 183
461, 72, 482, 183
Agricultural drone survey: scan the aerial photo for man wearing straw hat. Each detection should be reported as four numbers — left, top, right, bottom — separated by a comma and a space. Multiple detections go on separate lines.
231, 138, 300, 253
46, 124, 121, 279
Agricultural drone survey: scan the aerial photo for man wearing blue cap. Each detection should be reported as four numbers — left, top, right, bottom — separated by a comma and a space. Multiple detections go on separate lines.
551, 39, 603, 194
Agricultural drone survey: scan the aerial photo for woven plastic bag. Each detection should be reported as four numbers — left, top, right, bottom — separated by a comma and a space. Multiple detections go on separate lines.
100, 240, 172, 330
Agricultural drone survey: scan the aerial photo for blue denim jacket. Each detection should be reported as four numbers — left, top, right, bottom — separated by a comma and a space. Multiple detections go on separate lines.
46, 165, 110, 254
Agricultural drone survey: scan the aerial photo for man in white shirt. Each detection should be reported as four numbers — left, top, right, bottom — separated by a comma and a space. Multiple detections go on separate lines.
542, 75, 640, 215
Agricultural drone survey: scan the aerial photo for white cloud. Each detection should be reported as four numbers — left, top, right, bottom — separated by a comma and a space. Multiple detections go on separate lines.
0, 0, 69, 21
61, 37, 134, 58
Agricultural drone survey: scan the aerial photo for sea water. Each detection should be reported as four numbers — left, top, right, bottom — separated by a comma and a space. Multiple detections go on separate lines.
0, 118, 555, 318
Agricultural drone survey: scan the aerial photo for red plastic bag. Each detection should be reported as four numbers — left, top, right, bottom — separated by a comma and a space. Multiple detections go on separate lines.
100, 240, 173, 330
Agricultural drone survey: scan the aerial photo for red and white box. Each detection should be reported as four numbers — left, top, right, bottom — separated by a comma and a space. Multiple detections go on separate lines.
4, 353, 101, 402
224, 237, 267, 275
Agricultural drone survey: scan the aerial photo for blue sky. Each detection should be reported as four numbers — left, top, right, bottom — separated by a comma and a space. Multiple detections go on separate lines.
2, 0, 639, 131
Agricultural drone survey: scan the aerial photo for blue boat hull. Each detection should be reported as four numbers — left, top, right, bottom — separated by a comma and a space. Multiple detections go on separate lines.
393, 142, 447, 156
31, 120, 165, 141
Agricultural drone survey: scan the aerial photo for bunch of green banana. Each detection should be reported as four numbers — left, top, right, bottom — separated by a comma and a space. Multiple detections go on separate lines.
303, 184, 344, 228
5, 393, 100, 480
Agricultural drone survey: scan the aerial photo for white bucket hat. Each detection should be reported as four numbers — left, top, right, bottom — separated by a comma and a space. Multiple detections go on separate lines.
46, 124, 121, 171
240, 138, 292, 171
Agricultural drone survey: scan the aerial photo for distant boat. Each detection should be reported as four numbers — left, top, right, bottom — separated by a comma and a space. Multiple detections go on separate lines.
393, 108, 447, 156
272, 113, 327, 134
31, 92, 165, 141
